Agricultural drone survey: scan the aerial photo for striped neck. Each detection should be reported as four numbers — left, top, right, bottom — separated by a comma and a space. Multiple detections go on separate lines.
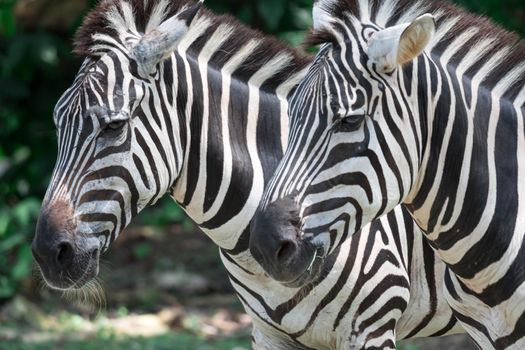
147, 14, 309, 251
405, 37, 525, 238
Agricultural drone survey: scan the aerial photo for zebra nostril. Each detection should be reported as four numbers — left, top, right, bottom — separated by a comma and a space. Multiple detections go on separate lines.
90, 247, 99, 259
276, 240, 297, 262
55, 241, 74, 268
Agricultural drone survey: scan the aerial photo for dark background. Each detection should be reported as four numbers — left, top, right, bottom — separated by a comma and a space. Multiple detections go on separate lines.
0, 0, 523, 349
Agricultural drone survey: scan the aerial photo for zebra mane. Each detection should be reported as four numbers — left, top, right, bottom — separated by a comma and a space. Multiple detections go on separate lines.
308, 0, 525, 98
74, 0, 310, 88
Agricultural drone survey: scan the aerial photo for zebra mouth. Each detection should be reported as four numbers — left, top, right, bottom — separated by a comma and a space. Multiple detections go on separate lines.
282, 247, 325, 288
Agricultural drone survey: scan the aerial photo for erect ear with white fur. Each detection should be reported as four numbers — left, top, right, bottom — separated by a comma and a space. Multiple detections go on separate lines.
132, 0, 203, 78
312, 0, 336, 30
367, 14, 435, 73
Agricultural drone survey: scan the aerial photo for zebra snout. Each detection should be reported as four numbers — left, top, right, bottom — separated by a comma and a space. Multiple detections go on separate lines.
32, 239, 75, 271
33, 201, 100, 290
249, 197, 310, 282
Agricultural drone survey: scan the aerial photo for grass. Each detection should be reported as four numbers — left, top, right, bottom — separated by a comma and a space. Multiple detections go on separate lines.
0, 293, 251, 350
0, 333, 251, 350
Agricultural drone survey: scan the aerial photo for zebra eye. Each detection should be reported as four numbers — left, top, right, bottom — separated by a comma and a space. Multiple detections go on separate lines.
106, 120, 126, 130
338, 113, 366, 131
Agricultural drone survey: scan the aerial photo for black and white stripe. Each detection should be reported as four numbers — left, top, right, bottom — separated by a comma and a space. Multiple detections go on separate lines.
41, 0, 462, 348
255, 0, 525, 348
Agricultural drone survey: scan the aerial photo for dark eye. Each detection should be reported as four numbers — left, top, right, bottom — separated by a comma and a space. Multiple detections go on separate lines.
337, 114, 366, 131
341, 115, 363, 125
106, 120, 126, 130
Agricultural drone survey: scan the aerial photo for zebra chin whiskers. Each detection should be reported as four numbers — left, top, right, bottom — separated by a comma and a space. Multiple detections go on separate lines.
31, 257, 106, 312
61, 276, 107, 312
32, 263, 48, 294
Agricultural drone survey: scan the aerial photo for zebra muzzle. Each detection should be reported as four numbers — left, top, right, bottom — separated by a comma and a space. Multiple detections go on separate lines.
32, 201, 101, 290
250, 196, 326, 287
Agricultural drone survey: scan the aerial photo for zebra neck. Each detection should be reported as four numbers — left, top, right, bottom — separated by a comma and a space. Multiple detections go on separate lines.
404, 47, 525, 265
169, 37, 305, 252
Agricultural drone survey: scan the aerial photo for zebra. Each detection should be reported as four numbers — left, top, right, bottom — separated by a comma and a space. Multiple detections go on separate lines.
30, 0, 461, 348
250, 0, 525, 348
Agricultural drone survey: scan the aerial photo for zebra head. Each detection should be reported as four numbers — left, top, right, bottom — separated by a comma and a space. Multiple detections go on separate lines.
250, 0, 435, 287
32, 1, 202, 290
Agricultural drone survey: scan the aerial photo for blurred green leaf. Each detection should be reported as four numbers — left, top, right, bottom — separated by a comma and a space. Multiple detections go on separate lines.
0, 1, 17, 37
290, 4, 312, 29
0, 231, 25, 251
12, 198, 40, 225
0, 275, 16, 299
279, 31, 307, 46
257, 0, 286, 31
237, 4, 253, 24
133, 242, 153, 260
0, 211, 10, 236
136, 196, 188, 227
12, 244, 32, 280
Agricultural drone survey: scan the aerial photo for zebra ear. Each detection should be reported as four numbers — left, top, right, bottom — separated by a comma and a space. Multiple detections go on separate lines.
367, 14, 435, 73
312, 0, 336, 30
132, 1, 203, 78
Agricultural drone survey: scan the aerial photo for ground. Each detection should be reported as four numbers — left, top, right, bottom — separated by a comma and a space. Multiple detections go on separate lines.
0, 222, 476, 349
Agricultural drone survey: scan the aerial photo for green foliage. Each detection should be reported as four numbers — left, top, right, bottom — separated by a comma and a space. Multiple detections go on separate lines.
133, 242, 153, 260
398, 345, 421, 350
205, 0, 313, 45
0, 2, 82, 300
0, 199, 39, 298
136, 197, 191, 228
0, 0, 17, 37
455, 0, 525, 35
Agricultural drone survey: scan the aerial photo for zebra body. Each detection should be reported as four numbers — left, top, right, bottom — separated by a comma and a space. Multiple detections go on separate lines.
251, 0, 525, 348
32, 0, 461, 348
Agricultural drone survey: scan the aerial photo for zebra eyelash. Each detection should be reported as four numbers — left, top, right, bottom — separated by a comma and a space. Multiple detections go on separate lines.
332, 108, 367, 132
85, 106, 130, 131
100, 111, 130, 131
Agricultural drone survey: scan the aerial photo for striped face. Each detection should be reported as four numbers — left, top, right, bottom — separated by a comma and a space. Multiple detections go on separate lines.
33, 51, 182, 289
32, 2, 201, 291
250, 10, 435, 286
